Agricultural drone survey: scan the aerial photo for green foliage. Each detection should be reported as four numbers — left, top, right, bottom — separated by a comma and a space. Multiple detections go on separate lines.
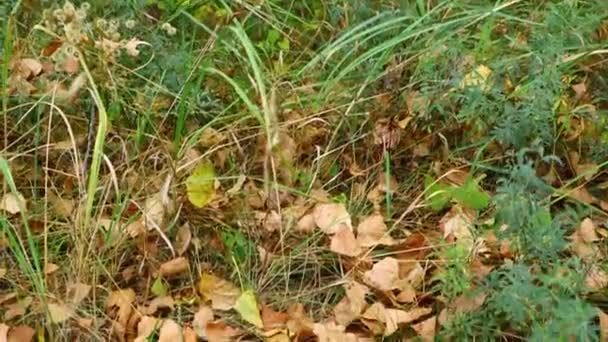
424, 174, 490, 211
433, 244, 472, 300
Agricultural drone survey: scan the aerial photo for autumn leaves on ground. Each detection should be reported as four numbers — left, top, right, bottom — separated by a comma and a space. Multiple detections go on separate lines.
2, 0, 608, 341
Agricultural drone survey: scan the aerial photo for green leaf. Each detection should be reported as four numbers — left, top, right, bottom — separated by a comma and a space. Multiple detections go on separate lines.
266, 29, 280, 45
234, 289, 263, 328
425, 175, 453, 211
451, 178, 490, 210
186, 162, 216, 208
151, 277, 167, 297
278, 38, 290, 51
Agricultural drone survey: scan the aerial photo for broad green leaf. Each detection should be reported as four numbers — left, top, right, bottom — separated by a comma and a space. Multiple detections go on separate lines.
424, 175, 452, 211
234, 289, 263, 328
151, 277, 167, 297
451, 178, 490, 210
186, 162, 216, 208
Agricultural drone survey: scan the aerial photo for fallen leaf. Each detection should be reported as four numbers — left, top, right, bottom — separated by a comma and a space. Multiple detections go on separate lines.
266, 332, 291, 342
261, 305, 289, 330
63, 56, 79, 74
286, 303, 314, 335
123, 38, 150, 57
143, 195, 166, 231
439, 205, 474, 251
313, 203, 352, 234
77, 318, 93, 329
0, 193, 26, 214
48, 302, 75, 324
159, 257, 189, 278
234, 289, 263, 328
579, 218, 599, 243
174, 224, 192, 256
264, 211, 282, 233
361, 302, 431, 336
183, 327, 197, 342
4, 296, 32, 321
356, 213, 394, 247
66, 282, 91, 305
313, 321, 360, 342
334, 281, 369, 326
0, 268, 5, 279
106, 289, 136, 330
205, 321, 241, 342
0, 324, 8, 342
12, 58, 42, 79
459, 64, 492, 92
394, 280, 416, 303
451, 292, 487, 314
296, 213, 316, 233
142, 296, 174, 315
44, 263, 59, 275
330, 226, 361, 257
134, 316, 161, 342
364, 257, 399, 291
49, 194, 74, 217
586, 266, 608, 290
186, 162, 217, 208
193, 306, 214, 338
7, 325, 35, 342
411, 316, 436, 342
158, 319, 183, 342
198, 273, 241, 310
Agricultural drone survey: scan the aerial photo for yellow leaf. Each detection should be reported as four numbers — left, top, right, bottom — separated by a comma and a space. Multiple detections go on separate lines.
197, 273, 240, 310
459, 64, 492, 92
234, 290, 263, 329
186, 162, 216, 208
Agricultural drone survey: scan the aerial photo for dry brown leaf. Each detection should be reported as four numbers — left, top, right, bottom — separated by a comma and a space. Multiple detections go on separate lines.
66, 282, 91, 305
296, 213, 316, 233
4, 296, 32, 321
158, 319, 183, 342
0, 193, 26, 215
159, 257, 189, 278
261, 304, 289, 330
356, 213, 395, 247
570, 226, 598, 261
143, 195, 166, 231
451, 292, 487, 314
12, 58, 42, 79
48, 302, 75, 324
411, 316, 436, 342
266, 332, 291, 342
313, 321, 360, 342
364, 257, 399, 291
286, 303, 314, 335
63, 56, 79, 74
198, 273, 241, 310
44, 263, 60, 275
7, 325, 35, 342
440, 205, 474, 251
0, 324, 8, 342
330, 226, 361, 257
570, 186, 597, 205
77, 318, 93, 329
361, 302, 431, 336
193, 306, 214, 338
174, 224, 192, 256
264, 211, 282, 233
0, 268, 5, 279
183, 327, 197, 342
141, 296, 175, 315
49, 194, 74, 217
334, 281, 369, 326
134, 316, 161, 342
586, 266, 608, 290
394, 280, 416, 303
106, 289, 136, 329
205, 321, 241, 342
579, 218, 600, 243
313, 203, 352, 234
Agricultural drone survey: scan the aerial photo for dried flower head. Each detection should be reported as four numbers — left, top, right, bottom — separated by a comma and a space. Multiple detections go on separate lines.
125, 19, 136, 29
161, 22, 177, 36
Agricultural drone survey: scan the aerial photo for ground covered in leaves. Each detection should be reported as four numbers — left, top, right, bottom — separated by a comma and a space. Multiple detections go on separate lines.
2, 0, 608, 341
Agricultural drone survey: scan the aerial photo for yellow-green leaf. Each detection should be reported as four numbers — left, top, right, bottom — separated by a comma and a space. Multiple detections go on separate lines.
186, 162, 216, 208
234, 289, 263, 328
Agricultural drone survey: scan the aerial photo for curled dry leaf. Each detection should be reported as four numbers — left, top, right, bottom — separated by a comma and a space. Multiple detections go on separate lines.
361, 302, 432, 336
106, 289, 136, 330
12, 58, 42, 79
0, 324, 8, 342
7, 325, 35, 342
159, 257, 189, 278
598, 309, 608, 342
134, 316, 160, 342
261, 304, 289, 331
141, 296, 174, 315
586, 265, 608, 290
578, 218, 599, 243
364, 257, 399, 291
439, 205, 474, 251
286, 303, 314, 335
0, 193, 26, 215
264, 210, 282, 233
143, 195, 166, 231
193, 306, 214, 338
123, 38, 150, 57
356, 213, 395, 247
330, 226, 361, 257
198, 273, 241, 310
4, 296, 32, 321
313, 203, 352, 234
44, 263, 60, 275
313, 321, 361, 342
334, 281, 369, 326
174, 224, 192, 256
